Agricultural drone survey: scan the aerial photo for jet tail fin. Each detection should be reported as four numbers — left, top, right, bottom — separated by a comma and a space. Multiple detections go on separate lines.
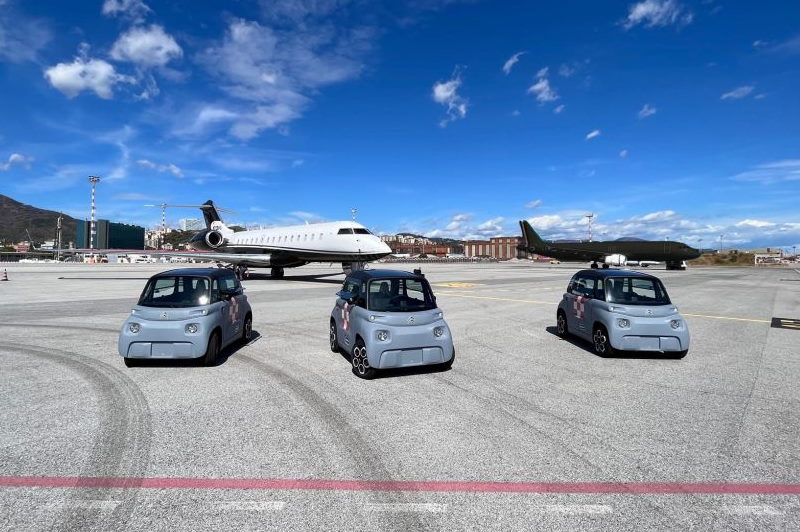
200, 200, 223, 228
519, 220, 549, 252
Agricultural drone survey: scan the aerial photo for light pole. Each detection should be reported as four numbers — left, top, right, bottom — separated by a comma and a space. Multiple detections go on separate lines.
719, 234, 724, 252
88, 176, 101, 249
585, 213, 594, 242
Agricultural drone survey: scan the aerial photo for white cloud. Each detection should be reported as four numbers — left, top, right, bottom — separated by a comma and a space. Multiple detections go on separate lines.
502, 51, 525, 75
432, 68, 468, 127
632, 210, 678, 223
638, 103, 657, 119
585, 129, 601, 140
623, 0, 693, 30
111, 25, 182, 68
558, 63, 575, 77
424, 213, 509, 240
137, 159, 184, 177
619, 149, 629, 158
526, 199, 543, 209
44, 49, 134, 99
553, 104, 565, 114
114, 192, 157, 201
0, 152, 34, 171
735, 219, 776, 228
102, 0, 151, 22
721, 85, 754, 100
195, 18, 372, 139
527, 76, 559, 103
731, 159, 800, 184
752, 40, 769, 49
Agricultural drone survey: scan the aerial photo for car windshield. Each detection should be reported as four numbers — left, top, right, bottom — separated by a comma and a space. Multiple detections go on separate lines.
138, 276, 211, 308
605, 276, 671, 306
367, 278, 437, 312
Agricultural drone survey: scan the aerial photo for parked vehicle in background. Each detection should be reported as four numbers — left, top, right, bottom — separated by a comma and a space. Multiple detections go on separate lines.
119, 268, 252, 367
329, 269, 455, 379
556, 269, 689, 358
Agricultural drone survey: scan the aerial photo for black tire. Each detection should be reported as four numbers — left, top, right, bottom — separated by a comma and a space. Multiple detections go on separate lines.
241, 313, 253, 343
351, 338, 376, 379
329, 319, 340, 353
440, 347, 455, 370
123, 357, 139, 368
556, 310, 569, 338
670, 349, 688, 359
592, 325, 617, 357
203, 330, 221, 366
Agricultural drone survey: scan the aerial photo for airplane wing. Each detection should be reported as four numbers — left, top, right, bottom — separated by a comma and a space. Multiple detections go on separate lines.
147, 250, 272, 266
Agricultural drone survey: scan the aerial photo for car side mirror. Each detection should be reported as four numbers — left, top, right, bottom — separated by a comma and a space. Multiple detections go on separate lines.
337, 290, 356, 304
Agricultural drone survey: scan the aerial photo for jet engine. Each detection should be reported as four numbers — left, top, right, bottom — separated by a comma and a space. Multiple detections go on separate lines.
188, 228, 227, 251
604, 254, 627, 267
204, 229, 227, 249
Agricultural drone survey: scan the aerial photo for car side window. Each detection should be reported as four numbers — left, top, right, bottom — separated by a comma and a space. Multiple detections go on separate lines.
210, 278, 221, 303
571, 276, 595, 298
220, 274, 238, 293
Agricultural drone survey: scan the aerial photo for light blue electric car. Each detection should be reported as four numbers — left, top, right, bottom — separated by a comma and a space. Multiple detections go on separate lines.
556, 269, 689, 358
119, 268, 252, 367
329, 269, 455, 379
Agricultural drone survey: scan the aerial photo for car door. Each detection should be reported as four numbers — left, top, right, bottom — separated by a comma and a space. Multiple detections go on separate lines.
565, 274, 595, 339
335, 276, 362, 350
218, 272, 241, 345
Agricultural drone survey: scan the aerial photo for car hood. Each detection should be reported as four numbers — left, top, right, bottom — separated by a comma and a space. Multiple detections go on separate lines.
128, 305, 213, 322
604, 303, 680, 318
366, 309, 445, 327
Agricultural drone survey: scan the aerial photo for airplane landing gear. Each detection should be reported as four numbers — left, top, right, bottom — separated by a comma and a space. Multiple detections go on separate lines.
233, 265, 248, 280
602, 263, 610, 269
342, 261, 367, 275
590, 262, 599, 269
271, 266, 285, 279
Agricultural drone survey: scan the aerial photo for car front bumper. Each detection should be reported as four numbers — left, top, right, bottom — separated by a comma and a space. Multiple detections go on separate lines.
366, 321, 455, 369
607, 315, 690, 352
118, 319, 209, 359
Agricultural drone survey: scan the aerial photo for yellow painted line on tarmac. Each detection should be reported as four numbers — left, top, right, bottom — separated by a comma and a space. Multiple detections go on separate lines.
682, 313, 770, 324
438, 292, 555, 305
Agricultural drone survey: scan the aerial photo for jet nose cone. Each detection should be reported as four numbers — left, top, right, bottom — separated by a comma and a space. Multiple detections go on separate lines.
378, 241, 392, 255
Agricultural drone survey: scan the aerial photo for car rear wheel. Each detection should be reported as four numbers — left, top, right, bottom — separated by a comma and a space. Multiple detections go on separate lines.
351, 338, 376, 379
440, 347, 455, 370
556, 310, 568, 338
592, 325, 617, 357
203, 330, 220, 366
241, 313, 253, 343
329, 319, 340, 353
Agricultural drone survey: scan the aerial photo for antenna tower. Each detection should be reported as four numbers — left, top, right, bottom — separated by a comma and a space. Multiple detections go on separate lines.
88, 176, 101, 249
585, 213, 595, 242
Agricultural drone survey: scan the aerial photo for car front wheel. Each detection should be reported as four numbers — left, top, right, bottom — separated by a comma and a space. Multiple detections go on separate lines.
241, 313, 253, 343
203, 330, 221, 366
592, 325, 617, 357
351, 338, 376, 379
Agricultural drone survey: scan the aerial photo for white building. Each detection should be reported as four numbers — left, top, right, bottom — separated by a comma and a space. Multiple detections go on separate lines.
180, 218, 203, 231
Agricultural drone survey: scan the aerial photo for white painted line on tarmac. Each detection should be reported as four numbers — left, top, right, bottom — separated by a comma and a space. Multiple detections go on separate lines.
47, 499, 121, 512
722, 504, 782, 516
542, 504, 613, 515
216, 500, 286, 511
364, 503, 447, 513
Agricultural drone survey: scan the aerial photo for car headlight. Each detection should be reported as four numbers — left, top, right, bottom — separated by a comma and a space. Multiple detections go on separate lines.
617, 318, 630, 328
129, 322, 140, 333
185, 323, 198, 334
376, 330, 389, 341
369, 315, 376, 322
670, 319, 681, 329
433, 326, 445, 338
436, 311, 443, 319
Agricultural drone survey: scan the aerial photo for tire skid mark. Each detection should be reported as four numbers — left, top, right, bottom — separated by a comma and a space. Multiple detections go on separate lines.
433, 366, 691, 529
235, 354, 427, 530
1, 343, 152, 531
0, 323, 118, 334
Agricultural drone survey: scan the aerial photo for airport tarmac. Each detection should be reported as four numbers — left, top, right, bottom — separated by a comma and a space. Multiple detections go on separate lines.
1, 261, 799, 531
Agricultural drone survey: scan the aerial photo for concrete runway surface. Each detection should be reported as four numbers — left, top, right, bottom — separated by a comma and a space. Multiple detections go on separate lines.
1, 261, 798, 531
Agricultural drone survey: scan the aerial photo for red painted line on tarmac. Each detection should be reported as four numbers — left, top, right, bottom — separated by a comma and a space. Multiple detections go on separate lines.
1, 476, 800, 495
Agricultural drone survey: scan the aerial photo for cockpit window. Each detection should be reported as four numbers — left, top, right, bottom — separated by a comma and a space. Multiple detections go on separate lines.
353, 228, 371, 235
337, 228, 354, 235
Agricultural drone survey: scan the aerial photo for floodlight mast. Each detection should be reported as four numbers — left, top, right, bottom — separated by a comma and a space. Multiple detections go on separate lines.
88, 176, 101, 250
585, 213, 594, 242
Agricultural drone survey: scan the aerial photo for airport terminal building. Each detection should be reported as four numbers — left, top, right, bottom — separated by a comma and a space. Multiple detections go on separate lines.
76, 220, 145, 249
464, 236, 526, 260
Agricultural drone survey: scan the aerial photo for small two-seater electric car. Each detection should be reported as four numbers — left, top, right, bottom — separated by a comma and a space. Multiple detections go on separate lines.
329, 269, 455, 379
119, 268, 252, 367
556, 269, 689, 358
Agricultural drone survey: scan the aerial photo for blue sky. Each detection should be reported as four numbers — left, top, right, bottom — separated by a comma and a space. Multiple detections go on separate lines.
1, 0, 798, 249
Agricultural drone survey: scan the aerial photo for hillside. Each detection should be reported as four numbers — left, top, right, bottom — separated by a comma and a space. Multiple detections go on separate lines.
0, 194, 78, 244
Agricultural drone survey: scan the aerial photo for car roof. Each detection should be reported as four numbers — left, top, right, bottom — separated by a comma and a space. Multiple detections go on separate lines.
152, 268, 231, 278
572, 268, 661, 280
347, 269, 425, 281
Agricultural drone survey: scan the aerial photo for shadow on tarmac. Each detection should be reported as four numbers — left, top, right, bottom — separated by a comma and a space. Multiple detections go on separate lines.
243, 272, 343, 284
544, 326, 683, 360
333, 346, 454, 379
128, 331, 263, 368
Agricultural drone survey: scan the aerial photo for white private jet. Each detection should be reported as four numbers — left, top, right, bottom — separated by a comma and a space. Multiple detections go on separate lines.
174, 201, 392, 279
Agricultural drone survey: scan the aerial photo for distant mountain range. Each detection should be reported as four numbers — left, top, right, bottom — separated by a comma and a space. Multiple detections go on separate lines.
0, 194, 78, 244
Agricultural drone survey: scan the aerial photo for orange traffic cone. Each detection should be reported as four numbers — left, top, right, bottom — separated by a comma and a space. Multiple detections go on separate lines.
1, 269, 8, 281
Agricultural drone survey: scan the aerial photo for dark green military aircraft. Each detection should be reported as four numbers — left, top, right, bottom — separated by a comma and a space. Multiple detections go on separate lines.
519, 220, 702, 270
